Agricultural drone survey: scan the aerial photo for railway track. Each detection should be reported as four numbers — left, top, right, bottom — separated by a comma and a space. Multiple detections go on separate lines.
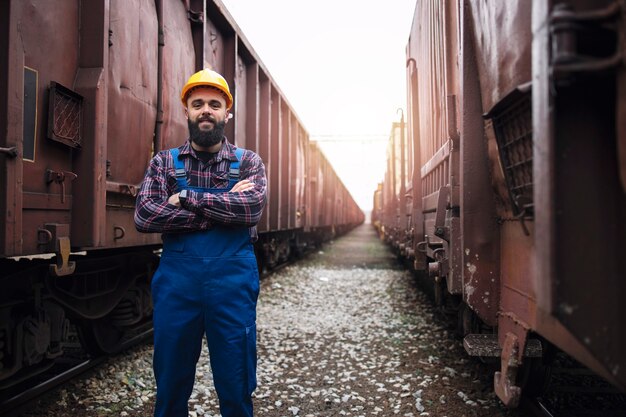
0, 326, 153, 416
0, 356, 106, 417
0, 255, 303, 416
524, 395, 626, 417
522, 352, 626, 417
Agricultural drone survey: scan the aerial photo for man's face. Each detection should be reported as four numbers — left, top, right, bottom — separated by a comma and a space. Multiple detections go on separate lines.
185, 88, 229, 149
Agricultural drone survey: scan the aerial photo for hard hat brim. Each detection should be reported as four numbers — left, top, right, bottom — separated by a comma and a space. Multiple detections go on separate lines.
180, 82, 233, 109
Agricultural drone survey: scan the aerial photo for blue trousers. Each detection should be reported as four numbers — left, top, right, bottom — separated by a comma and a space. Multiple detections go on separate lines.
151, 226, 259, 417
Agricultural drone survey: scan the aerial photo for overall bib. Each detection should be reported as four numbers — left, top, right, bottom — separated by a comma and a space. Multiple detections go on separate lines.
152, 147, 259, 417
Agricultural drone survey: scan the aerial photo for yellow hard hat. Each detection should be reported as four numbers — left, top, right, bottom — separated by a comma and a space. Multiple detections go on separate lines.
180, 68, 233, 109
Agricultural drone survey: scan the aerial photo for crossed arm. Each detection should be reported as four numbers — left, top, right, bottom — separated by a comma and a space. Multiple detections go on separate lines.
167, 178, 254, 206
134, 152, 267, 234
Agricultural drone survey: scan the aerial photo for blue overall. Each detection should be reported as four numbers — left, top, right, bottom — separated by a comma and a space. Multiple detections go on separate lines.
152, 147, 259, 417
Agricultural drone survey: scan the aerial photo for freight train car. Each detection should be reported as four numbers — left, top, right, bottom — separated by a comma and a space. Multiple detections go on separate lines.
0, 0, 362, 390
376, 0, 626, 407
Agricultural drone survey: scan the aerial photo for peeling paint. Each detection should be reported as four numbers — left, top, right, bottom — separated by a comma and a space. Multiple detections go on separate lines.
559, 302, 577, 315
465, 284, 476, 297
465, 248, 470, 256
465, 262, 477, 298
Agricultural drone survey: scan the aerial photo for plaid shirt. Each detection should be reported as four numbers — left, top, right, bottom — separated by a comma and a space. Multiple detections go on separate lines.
134, 139, 267, 241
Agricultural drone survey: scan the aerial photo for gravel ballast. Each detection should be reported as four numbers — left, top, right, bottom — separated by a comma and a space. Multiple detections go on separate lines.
23, 224, 524, 417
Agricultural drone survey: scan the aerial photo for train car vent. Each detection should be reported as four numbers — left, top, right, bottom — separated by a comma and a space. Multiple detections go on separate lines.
47, 82, 83, 149
484, 83, 533, 219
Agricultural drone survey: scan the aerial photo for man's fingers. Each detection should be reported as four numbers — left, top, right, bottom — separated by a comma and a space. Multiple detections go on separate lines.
231, 180, 254, 192
168, 193, 181, 207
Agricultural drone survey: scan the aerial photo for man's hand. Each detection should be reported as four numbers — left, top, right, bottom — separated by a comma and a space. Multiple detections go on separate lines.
168, 181, 252, 206
168, 193, 181, 207
230, 179, 254, 193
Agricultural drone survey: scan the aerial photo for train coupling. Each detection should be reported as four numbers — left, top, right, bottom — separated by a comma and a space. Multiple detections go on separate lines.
464, 333, 543, 407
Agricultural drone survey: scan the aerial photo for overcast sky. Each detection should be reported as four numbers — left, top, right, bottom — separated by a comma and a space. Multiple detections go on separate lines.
220, 0, 417, 211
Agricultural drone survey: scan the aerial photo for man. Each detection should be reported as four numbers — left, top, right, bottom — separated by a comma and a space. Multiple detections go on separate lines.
134, 68, 267, 417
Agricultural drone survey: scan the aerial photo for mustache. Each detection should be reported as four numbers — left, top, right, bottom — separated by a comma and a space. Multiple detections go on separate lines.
198, 115, 216, 123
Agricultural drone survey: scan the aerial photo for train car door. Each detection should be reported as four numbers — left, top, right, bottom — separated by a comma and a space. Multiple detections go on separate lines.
0, 0, 83, 263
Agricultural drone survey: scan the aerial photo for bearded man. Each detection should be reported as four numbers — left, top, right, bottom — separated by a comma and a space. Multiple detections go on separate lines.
135, 68, 267, 417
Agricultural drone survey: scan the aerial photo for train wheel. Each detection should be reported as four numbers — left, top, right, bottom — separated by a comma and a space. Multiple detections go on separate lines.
516, 339, 555, 396
77, 319, 125, 355
456, 302, 484, 338
433, 277, 445, 307
76, 281, 153, 356
442, 292, 461, 322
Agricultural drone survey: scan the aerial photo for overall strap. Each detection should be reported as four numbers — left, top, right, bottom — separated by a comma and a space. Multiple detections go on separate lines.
228, 147, 245, 188
169, 148, 188, 191
171, 147, 245, 191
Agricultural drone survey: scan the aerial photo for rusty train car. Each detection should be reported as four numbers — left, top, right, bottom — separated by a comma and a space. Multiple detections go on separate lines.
375, 0, 626, 407
0, 0, 363, 390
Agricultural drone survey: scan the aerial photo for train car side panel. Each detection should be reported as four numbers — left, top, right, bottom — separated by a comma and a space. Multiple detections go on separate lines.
306, 143, 323, 231
104, 0, 160, 248
533, 0, 626, 391
235, 49, 252, 151
159, 0, 195, 151
293, 123, 307, 230
268, 89, 280, 231
405, 0, 465, 299
1, 0, 24, 256
459, 0, 506, 327
7, 1, 80, 255
256, 71, 271, 232
279, 102, 290, 231
467, 1, 533, 111
106, 0, 158, 186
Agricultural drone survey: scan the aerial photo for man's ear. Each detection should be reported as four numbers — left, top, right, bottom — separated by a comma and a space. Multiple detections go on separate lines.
184, 108, 189, 120
225, 112, 232, 124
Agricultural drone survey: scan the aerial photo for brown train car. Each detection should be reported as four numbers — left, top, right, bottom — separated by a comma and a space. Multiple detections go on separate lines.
377, 0, 626, 407
371, 182, 383, 231
0, 0, 362, 390
377, 119, 412, 253
306, 142, 364, 242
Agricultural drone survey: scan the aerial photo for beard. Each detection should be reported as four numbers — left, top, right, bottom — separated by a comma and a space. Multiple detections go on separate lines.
188, 117, 226, 148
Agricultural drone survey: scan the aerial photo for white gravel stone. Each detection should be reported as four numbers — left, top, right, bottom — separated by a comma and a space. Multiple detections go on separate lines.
25, 230, 521, 417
